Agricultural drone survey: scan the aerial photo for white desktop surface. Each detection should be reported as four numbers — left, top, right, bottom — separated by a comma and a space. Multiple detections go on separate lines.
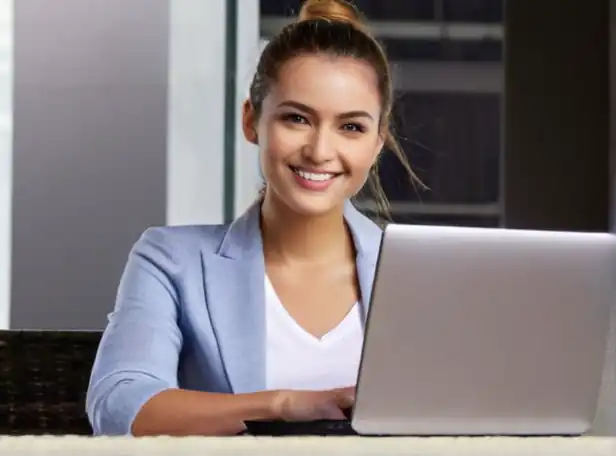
0, 436, 615, 456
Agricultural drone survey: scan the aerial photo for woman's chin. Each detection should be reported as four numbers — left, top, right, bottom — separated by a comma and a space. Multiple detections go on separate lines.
282, 191, 344, 217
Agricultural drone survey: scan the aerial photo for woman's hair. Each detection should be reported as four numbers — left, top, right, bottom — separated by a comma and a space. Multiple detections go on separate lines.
249, 0, 424, 219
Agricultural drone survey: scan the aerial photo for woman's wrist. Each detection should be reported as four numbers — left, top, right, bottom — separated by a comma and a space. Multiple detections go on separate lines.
264, 389, 286, 420
242, 389, 285, 421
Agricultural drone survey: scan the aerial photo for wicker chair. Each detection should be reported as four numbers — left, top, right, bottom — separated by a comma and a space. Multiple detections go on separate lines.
0, 330, 101, 435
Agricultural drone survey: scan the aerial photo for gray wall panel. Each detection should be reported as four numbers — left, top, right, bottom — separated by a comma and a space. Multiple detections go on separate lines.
11, 0, 168, 329
503, 0, 609, 232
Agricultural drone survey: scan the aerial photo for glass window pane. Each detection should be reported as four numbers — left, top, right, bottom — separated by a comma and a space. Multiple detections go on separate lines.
260, 0, 503, 23
260, 0, 436, 21
391, 213, 501, 227
380, 92, 501, 204
382, 38, 502, 62
442, 0, 503, 23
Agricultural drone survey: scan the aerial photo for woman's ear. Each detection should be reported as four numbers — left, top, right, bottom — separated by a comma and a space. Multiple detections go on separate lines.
242, 99, 258, 145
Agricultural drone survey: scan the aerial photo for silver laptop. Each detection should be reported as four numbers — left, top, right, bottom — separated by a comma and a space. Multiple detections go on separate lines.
352, 223, 615, 436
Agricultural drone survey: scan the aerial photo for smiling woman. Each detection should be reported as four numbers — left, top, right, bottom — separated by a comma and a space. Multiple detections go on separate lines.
245, 54, 384, 214
246, 1, 423, 219
86, 0, 419, 438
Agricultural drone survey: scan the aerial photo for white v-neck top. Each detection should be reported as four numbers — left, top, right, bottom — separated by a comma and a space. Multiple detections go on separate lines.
264, 275, 364, 391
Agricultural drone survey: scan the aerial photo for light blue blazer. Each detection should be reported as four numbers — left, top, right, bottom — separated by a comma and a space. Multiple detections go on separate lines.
86, 200, 383, 436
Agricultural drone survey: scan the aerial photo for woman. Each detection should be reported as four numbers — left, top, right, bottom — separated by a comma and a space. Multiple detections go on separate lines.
86, 0, 420, 436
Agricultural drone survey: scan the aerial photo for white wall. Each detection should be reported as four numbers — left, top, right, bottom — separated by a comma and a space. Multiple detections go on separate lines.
167, 0, 261, 224
233, 3, 263, 216
0, 0, 12, 329
166, 0, 227, 225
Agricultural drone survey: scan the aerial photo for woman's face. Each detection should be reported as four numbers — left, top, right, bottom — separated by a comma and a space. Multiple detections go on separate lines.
244, 54, 384, 216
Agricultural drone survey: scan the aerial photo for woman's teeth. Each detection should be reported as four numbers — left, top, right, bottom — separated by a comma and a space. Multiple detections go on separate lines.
292, 168, 336, 182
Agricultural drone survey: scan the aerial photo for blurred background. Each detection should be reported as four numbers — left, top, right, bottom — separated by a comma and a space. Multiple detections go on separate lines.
0, 0, 609, 330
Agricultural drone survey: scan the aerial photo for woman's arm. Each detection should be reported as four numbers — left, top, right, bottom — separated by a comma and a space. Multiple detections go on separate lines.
131, 384, 356, 436
131, 389, 279, 436
85, 228, 354, 436
86, 227, 281, 436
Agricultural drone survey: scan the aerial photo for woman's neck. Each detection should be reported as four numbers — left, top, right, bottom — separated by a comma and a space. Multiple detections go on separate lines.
260, 195, 354, 265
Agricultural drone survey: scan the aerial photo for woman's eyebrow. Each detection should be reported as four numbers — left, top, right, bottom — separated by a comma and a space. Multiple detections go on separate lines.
277, 100, 374, 121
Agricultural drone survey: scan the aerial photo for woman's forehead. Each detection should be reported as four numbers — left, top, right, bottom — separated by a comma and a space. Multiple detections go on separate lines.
267, 54, 381, 114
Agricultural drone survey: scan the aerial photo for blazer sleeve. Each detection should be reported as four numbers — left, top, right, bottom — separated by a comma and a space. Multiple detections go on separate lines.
86, 227, 184, 435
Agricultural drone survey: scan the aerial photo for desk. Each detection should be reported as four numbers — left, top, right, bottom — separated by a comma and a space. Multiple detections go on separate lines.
0, 436, 615, 456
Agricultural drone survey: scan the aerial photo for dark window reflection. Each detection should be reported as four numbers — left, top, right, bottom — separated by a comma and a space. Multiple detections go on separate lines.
380, 92, 500, 204
260, 0, 435, 20
390, 212, 501, 227
260, 0, 503, 23
382, 39, 502, 62
442, 0, 503, 23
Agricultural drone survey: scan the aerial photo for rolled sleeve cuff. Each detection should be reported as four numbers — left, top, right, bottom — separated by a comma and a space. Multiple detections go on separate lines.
88, 375, 174, 436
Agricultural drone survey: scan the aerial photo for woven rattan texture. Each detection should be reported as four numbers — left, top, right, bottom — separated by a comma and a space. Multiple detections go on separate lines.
0, 330, 101, 435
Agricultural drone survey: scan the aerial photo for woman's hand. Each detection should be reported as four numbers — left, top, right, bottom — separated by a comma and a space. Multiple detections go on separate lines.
270, 386, 355, 421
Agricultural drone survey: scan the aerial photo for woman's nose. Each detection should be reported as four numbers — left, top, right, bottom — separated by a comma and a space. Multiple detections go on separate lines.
302, 129, 335, 164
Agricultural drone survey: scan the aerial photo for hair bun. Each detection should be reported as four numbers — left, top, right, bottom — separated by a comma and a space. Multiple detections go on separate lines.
298, 0, 365, 30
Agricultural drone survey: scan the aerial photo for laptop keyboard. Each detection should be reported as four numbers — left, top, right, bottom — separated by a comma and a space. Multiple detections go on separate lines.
244, 419, 357, 436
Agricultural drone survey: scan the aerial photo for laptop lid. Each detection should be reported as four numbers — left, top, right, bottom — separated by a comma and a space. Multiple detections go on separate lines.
352, 224, 615, 436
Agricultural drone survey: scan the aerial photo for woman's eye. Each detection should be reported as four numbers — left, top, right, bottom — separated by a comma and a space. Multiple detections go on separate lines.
283, 113, 308, 124
342, 123, 365, 133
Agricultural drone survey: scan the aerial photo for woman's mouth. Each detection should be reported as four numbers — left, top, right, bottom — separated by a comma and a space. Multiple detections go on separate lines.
289, 166, 341, 191
290, 166, 337, 181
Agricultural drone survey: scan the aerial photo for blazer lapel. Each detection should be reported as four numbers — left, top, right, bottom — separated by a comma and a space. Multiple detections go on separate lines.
203, 203, 266, 394
356, 254, 377, 322
344, 201, 383, 321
